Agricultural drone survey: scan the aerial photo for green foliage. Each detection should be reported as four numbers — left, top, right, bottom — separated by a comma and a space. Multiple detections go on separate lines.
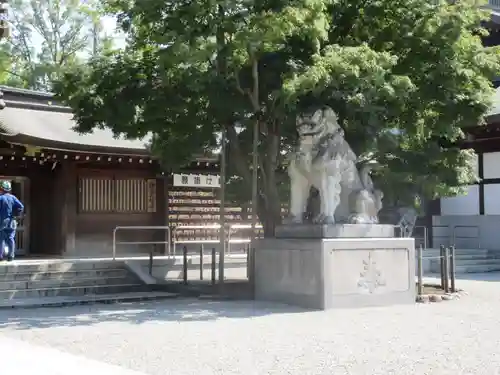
0, 0, 117, 90
284, 0, 498, 203
54, 0, 500, 231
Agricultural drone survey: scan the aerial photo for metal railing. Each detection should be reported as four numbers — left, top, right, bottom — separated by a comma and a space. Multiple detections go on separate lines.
176, 244, 254, 286
411, 225, 428, 249
227, 224, 263, 253
430, 224, 480, 249
172, 224, 220, 256
112, 226, 171, 260
488, 0, 500, 9
452, 225, 481, 249
416, 245, 456, 297
172, 224, 263, 255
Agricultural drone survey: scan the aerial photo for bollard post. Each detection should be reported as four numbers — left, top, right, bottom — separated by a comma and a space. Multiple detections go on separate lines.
417, 244, 423, 296
148, 250, 153, 276
211, 247, 216, 285
249, 247, 255, 298
245, 244, 250, 279
182, 246, 188, 285
450, 245, 456, 293
440, 245, 445, 289
443, 246, 450, 293
199, 244, 204, 280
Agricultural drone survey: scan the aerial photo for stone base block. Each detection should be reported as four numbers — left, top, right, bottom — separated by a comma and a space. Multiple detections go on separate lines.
274, 224, 395, 239
254, 237, 415, 309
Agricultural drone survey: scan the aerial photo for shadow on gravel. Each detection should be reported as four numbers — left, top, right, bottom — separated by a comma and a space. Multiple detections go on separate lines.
0, 299, 307, 330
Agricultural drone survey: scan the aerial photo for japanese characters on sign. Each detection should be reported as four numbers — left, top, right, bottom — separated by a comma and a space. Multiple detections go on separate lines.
146, 179, 157, 213
173, 174, 221, 188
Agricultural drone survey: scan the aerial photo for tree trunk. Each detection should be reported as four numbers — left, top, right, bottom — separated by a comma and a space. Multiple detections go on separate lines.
261, 131, 281, 236
226, 124, 283, 237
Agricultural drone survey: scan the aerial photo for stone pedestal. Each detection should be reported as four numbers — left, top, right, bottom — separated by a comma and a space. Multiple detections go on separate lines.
254, 236, 415, 310
275, 224, 395, 238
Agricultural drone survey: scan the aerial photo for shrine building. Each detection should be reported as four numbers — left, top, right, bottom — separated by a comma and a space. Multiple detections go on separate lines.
430, 84, 500, 249
0, 86, 233, 258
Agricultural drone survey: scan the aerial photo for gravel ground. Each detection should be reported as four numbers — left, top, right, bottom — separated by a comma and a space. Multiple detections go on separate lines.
0, 275, 499, 375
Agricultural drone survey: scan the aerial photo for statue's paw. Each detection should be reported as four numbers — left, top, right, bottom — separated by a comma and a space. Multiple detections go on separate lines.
322, 215, 335, 224
348, 214, 365, 224
283, 215, 303, 225
311, 214, 323, 224
312, 214, 335, 225
348, 214, 378, 224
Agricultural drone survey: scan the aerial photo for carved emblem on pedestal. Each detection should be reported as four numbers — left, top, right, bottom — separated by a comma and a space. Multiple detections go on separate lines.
357, 251, 386, 293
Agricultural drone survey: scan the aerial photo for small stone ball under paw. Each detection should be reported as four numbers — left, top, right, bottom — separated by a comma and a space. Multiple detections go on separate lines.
429, 294, 442, 302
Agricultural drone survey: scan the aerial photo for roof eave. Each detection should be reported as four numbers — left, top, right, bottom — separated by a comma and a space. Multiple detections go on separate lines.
1, 133, 151, 156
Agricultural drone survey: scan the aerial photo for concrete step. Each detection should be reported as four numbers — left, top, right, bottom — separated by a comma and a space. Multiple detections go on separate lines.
0, 275, 137, 290
0, 261, 120, 274
454, 258, 500, 266
422, 249, 489, 256
0, 291, 179, 309
0, 283, 149, 300
455, 264, 500, 273
0, 268, 129, 282
453, 254, 500, 261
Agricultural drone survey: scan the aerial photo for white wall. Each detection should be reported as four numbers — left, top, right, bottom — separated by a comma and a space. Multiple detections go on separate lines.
484, 152, 500, 179
484, 184, 500, 215
440, 185, 479, 215
482, 152, 500, 215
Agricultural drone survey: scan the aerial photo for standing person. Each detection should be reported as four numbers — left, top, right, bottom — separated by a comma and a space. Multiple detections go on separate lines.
0, 180, 23, 261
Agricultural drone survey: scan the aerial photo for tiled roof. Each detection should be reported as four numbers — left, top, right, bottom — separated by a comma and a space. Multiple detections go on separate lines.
0, 86, 150, 153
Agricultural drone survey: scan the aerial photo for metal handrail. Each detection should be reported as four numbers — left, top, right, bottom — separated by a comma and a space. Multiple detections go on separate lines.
430, 224, 481, 249
488, 0, 500, 9
412, 225, 428, 249
430, 224, 451, 248
452, 225, 480, 249
227, 224, 263, 253
172, 223, 263, 255
174, 239, 251, 244
172, 224, 223, 256
112, 226, 171, 260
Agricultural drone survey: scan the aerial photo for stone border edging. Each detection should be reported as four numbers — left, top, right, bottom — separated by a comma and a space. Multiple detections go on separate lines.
416, 290, 468, 303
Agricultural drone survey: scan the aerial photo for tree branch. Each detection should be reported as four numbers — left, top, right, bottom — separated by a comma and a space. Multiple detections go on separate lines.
234, 70, 245, 95
248, 44, 259, 111
0, 69, 30, 81
258, 153, 268, 193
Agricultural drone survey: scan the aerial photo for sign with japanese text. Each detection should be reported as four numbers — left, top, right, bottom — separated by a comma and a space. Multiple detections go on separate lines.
173, 174, 220, 188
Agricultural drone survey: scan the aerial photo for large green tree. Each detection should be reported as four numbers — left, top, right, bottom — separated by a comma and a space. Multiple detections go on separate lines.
54, 0, 500, 234
1, 0, 114, 90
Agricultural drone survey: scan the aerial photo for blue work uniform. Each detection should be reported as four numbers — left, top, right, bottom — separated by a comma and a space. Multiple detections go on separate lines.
0, 193, 24, 260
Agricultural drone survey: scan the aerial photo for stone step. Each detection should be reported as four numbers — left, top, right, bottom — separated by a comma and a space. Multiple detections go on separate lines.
0, 275, 137, 291
0, 283, 149, 300
0, 261, 120, 274
0, 268, 129, 282
0, 291, 179, 309
422, 249, 489, 256
453, 254, 500, 261
454, 258, 500, 266
455, 264, 500, 273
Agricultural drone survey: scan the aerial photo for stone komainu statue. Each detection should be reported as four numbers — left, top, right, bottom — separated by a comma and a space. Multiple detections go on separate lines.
285, 106, 383, 225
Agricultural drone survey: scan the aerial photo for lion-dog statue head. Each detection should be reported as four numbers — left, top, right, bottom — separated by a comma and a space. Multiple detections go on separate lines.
296, 106, 344, 143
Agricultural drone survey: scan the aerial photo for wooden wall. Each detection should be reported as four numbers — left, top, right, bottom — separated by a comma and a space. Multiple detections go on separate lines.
70, 165, 165, 258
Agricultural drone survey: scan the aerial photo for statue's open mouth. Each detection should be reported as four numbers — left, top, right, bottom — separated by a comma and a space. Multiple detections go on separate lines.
299, 131, 321, 137
298, 121, 322, 137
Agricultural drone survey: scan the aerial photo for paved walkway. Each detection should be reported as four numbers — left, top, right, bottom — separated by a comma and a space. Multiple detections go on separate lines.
0, 275, 499, 375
